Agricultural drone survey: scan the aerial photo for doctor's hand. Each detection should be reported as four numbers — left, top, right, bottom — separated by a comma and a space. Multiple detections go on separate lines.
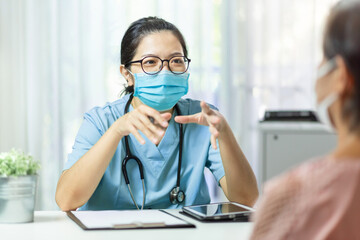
175, 101, 227, 150
115, 105, 171, 145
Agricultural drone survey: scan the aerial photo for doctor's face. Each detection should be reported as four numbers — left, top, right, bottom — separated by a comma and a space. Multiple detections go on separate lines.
127, 30, 185, 86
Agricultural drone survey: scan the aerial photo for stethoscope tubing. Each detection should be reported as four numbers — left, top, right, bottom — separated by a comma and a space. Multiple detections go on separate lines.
121, 94, 183, 209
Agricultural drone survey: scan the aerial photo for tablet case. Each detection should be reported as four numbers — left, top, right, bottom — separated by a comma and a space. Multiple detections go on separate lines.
180, 211, 251, 222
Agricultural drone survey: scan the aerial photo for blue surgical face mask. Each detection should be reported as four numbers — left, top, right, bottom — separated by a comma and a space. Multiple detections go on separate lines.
131, 70, 189, 111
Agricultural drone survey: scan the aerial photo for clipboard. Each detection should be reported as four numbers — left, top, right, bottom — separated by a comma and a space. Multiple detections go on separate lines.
67, 209, 196, 230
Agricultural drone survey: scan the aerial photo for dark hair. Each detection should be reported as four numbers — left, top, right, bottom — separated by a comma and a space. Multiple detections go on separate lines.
323, 0, 360, 132
120, 17, 188, 95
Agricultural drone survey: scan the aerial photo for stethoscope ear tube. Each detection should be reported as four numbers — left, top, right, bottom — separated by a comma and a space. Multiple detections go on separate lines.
121, 145, 146, 210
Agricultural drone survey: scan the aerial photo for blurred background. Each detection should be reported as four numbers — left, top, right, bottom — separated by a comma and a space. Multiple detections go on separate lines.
0, 0, 339, 210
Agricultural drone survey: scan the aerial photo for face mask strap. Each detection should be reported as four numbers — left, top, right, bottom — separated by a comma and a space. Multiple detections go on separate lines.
317, 58, 337, 79
124, 68, 135, 84
317, 93, 338, 132
127, 68, 134, 75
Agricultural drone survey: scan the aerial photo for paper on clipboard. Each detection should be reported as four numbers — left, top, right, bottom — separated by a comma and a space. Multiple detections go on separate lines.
68, 210, 195, 230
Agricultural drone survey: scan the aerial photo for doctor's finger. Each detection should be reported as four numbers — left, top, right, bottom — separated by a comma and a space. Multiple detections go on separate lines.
209, 115, 221, 124
160, 112, 172, 122
132, 117, 161, 144
174, 114, 199, 124
138, 105, 169, 128
209, 115, 221, 128
209, 125, 220, 138
137, 113, 165, 136
152, 113, 172, 127
128, 124, 145, 145
210, 134, 218, 150
200, 101, 213, 115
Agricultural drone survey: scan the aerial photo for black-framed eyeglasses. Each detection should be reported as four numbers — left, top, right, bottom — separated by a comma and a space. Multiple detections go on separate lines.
125, 56, 191, 75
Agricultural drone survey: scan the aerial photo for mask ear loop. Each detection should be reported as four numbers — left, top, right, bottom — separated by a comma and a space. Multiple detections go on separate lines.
126, 69, 135, 88
317, 58, 337, 79
122, 65, 134, 83
127, 68, 134, 77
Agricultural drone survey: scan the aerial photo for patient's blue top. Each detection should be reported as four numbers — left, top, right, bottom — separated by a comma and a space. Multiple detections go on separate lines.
64, 94, 225, 210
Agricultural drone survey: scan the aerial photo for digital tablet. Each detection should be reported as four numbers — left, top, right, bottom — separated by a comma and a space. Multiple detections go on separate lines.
182, 202, 254, 221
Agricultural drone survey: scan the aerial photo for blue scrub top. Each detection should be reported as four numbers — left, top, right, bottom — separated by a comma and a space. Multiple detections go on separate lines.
64, 94, 225, 210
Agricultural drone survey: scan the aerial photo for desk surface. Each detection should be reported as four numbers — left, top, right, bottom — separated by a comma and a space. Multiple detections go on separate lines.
0, 210, 253, 240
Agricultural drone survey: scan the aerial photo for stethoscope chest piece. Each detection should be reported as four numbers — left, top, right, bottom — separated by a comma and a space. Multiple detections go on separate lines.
170, 187, 185, 204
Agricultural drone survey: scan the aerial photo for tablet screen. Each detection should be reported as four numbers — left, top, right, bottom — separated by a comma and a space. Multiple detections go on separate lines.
187, 202, 251, 217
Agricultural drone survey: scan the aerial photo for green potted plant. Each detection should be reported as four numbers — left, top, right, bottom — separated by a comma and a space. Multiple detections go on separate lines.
0, 149, 40, 223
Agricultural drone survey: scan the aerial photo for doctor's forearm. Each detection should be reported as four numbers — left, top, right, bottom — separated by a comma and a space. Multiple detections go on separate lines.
55, 122, 123, 211
218, 124, 259, 206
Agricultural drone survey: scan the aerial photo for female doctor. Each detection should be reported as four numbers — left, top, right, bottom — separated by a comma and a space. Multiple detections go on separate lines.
55, 17, 258, 211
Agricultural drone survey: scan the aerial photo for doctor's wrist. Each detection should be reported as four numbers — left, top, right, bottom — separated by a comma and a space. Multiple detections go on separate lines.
110, 119, 126, 139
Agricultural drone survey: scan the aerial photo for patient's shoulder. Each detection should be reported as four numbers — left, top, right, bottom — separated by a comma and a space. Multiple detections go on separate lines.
264, 157, 360, 207
251, 157, 360, 240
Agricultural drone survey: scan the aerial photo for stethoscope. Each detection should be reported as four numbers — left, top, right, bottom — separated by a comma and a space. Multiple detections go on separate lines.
121, 94, 185, 210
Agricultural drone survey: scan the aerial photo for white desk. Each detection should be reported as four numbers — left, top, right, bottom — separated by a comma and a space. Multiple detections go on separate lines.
0, 210, 253, 240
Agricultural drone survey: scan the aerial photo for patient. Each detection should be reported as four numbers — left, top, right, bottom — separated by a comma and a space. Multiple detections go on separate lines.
251, 1, 360, 239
